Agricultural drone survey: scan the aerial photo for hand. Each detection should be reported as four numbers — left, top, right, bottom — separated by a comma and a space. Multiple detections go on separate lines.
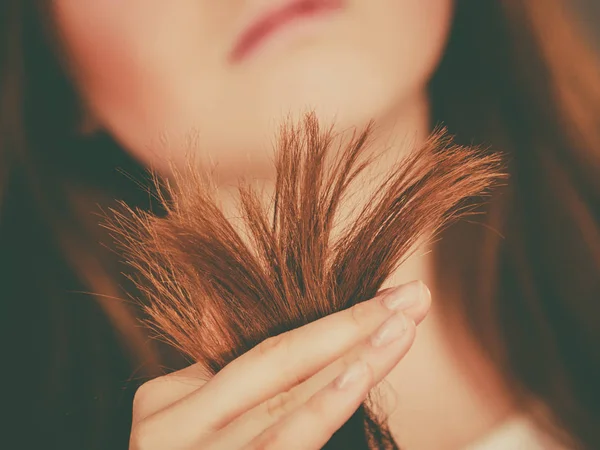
129, 280, 431, 450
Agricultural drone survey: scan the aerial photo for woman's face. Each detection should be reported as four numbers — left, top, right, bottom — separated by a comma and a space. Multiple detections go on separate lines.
51, 0, 453, 175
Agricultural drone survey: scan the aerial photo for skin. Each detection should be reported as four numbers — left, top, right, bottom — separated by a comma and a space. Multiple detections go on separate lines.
50, 1, 515, 448
51, 0, 451, 178
130, 281, 429, 449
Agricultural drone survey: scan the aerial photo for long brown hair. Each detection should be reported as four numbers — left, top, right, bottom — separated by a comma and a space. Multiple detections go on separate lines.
109, 116, 505, 449
1, 1, 599, 449
431, 2, 600, 448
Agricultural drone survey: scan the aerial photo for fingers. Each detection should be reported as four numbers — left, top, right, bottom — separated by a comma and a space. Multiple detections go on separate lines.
130, 285, 400, 424
209, 281, 426, 427
133, 282, 429, 424
130, 280, 429, 450
207, 312, 416, 448
245, 313, 417, 450
163, 281, 423, 423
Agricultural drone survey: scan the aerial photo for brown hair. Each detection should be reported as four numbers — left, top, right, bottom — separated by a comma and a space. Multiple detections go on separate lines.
1, 1, 599, 449
431, 2, 600, 447
107, 114, 505, 449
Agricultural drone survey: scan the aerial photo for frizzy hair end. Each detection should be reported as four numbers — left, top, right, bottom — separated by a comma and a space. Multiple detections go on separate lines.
105, 112, 506, 449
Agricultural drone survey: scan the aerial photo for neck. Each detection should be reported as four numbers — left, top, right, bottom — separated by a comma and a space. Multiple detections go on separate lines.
206, 94, 517, 448
214, 91, 433, 232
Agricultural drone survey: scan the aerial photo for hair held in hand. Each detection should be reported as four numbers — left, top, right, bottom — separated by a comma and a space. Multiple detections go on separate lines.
107, 112, 505, 449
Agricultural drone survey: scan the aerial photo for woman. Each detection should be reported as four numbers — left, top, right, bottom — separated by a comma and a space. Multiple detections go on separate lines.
2, 1, 599, 449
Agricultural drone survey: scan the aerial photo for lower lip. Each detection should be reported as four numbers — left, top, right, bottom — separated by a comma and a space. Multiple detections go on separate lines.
230, 2, 343, 63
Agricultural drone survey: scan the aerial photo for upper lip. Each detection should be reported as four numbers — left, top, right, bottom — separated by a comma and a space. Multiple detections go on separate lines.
229, 0, 344, 62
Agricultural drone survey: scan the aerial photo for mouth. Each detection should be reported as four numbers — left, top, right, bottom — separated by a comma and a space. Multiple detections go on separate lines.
229, 0, 345, 64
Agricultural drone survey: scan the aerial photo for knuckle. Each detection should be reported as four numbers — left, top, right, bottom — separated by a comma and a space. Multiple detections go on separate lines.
253, 333, 308, 388
348, 300, 372, 330
265, 390, 295, 420
304, 395, 329, 419
339, 358, 374, 387
255, 332, 288, 357
362, 361, 375, 385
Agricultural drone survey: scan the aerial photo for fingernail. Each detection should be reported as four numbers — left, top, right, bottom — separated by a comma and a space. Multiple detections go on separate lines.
370, 313, 408, 347
334, 360, 368, 390
382, 280, 428, 311
375, 286, 395, 297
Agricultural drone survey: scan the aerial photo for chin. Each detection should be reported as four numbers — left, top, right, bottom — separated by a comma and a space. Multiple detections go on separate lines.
163, 65, 409, 178
255, 47, 407, 134
127, 44, 432, 176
